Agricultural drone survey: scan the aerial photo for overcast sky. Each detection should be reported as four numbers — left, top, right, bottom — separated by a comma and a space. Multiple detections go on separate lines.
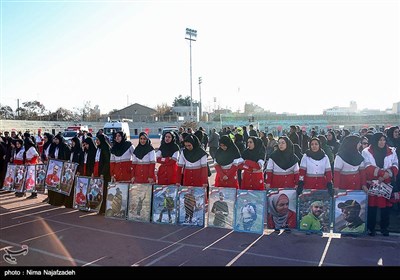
1, 0, 399, 115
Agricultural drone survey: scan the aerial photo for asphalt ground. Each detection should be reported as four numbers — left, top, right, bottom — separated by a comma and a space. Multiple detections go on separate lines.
0, 138, 399, 274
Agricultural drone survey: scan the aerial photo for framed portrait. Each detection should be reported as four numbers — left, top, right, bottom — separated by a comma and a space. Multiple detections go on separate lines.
73, 176, 90, 210
23, 165, 36, 193
333, 190, 367, 235
177, 186, 206, 227
266, 188, 297, 230
127, 184, 153, 223
45, 159, 64, 192
207, 187, 236, 229
86, 177, 104, 213
2, 163, 16, 191
59, 162, 79, 196
151, 185, 178, 225
105, 182, 129, 220
297, 189, 332, 233
35, 164, 47, 194
234, 190, 266, 235
13, 165, 27, 193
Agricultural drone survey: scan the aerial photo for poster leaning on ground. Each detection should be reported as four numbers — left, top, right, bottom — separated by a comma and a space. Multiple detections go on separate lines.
105, 182, 129, 220
266, 188, 297, 230
23, 165, 36, 193
86, 177, 104, 213
127, 184, 153, 223
59, 162, 79, 196
152, 185, 178, 225
13, 165, 27, 193
207, 187, 236, 229
73, 176, 90, 210
297, 189, 332, 234
177, 186, 206, 227
2, 163, 16, 191
35, 164, 47, 194
333, 190, 367, 235
234, 190, 266, 235
45, 159, 64, 192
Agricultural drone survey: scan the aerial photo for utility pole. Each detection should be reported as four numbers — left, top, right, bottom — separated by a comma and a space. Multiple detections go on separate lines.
198, 77, 202, 121
185, 28, 197, 121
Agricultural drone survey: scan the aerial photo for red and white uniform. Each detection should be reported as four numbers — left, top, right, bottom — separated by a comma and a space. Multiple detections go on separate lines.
333, 155, 366, 190
24, 146, 39, 165
132, 150, 156, 183
214, 158, 243, 188
177, 154, 208, 186
13, 148, 25, 165
239, 159, 265, 190
156, 150, 180, 185
265, 159, 299, 188
362, 146, 399, 207
299, 154, 332, 190
110, 146, 135, 181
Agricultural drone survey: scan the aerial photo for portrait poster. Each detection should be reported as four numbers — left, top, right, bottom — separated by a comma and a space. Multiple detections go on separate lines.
127, 184, 153, 223
86, 177, 104, 213
35, 164, 47, 194
23, 165, 37, 193
234, 190, 266, 234
13, 165, 27, 193
151, 185, 178, 225
59, 162, 79, 196
105, 182, 129, 220
333, 190, 367, 235
297, 189, 332, 233
2, 163, 16, 191
266, 189, 297, 230
73, 176, 90, 210
177, 186, 206, 227
368, 180, 393, 200
45, 159, 64, 192
207, 187, 236, 229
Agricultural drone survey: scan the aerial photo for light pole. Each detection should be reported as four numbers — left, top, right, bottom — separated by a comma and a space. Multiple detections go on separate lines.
185, 28, 197, 121
198, 77, 202, 121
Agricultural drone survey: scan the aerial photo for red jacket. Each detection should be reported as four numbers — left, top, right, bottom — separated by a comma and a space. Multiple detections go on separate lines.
239, 159, 265, 190
333, 155, 366, 190
156, 150, 180, 185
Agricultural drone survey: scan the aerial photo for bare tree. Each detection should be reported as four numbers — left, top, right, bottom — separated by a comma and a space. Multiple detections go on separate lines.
0, 105, 15, 119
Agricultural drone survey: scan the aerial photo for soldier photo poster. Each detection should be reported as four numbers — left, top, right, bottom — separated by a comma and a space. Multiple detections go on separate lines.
152, 185, 178, 225
266, 189, 297, 230
297, 190, 332, 233
23, 165, 36, 193
45, 159, 64, 192
35, 164, 47, 194
3, 163, 16, 191
59, 162, 79, 196
13, 165, 27, 193
86, 177, 104, 213
234, 190, 266, 234
333, 190, 367, 235
105, 182, 129, 220
207, 187, 236, 229
128, 184, 153, 223
73, 176, 90, 210
177, 186, 206, 227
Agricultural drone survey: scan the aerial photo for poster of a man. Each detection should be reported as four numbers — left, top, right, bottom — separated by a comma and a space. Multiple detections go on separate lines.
3, 164, 16, 190
208, 187, 236, 229
105, 183, 129, 219
152, 185, 177, 224
128, 184, 152, 222
234, 190, 266, 234
60, 162, 78, 195
35, 164, 46, 193
45, 160, 63, 190
334, 191, 367, 235
177, 186, 206, 226
299, 201, 324, 231
24, 166, 36, 192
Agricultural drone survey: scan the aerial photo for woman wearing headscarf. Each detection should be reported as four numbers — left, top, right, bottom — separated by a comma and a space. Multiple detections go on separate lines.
267, 193, 297, 231
23, 137, 40, 199
12, 138, 25, 197
265, 136, 299, 190
156, 131, 180, 185
362, 132, 398, 236
214, 135, 243, 188
326, 130, 340, 156
297, 138, 333, 196
239, 136, 265, 190
110, 131, 135, 182
82, 137, 97, 177
334, 135, 367, 191
41, 133, 55, 163
64, 136, 83, 208
177, 134, 208, 187
132, 132, 156, 184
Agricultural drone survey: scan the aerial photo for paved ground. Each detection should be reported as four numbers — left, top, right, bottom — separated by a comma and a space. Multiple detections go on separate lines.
0, 138, 399, 272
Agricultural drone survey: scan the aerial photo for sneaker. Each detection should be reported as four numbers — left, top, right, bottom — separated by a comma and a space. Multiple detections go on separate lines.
368, 229, 376, 236
381, 229, 389, 236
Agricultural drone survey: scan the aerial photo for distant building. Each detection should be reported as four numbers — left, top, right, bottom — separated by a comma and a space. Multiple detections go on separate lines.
392, 102, 400, 114
108, 103, 157, 122
323, 101, 358, 116
171, 105, 199, 122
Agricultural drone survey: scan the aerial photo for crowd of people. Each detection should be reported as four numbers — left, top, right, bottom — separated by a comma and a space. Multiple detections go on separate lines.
0, 123, 399, 236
